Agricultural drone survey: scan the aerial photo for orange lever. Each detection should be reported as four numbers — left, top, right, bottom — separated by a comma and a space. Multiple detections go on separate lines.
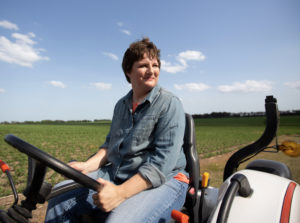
0, 160, 10, 173
171, 210, 189, 223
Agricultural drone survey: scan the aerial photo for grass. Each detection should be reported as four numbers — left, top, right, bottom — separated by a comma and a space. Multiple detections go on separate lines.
0, 115, 299, 197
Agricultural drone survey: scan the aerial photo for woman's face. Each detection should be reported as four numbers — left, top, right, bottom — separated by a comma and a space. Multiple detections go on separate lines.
126, 53, 160, 92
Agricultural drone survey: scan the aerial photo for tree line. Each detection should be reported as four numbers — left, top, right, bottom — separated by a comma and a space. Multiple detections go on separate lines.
1, 110, 299, 124
192, 110, 300, 119
0, 119, 111, 125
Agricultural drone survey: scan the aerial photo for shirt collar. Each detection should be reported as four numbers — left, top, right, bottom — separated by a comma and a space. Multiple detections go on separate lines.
123, 85, 161, 107
145, 84, 161, 104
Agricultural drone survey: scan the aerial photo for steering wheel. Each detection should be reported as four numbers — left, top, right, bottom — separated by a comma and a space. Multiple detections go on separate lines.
4, 134, 101, 191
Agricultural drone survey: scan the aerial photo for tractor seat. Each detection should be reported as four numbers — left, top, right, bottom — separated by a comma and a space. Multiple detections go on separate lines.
246, 159, 292, 180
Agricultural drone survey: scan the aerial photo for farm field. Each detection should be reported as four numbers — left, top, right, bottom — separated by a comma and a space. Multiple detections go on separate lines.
0, 115, 299, 198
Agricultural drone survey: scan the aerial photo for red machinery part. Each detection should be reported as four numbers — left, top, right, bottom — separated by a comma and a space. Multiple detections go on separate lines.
171, 210, 189, 223
0, 160, 10, 173
280, 182, 297, 223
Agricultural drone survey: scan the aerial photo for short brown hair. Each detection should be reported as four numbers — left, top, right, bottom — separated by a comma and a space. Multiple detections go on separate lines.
122, 38, 161, 83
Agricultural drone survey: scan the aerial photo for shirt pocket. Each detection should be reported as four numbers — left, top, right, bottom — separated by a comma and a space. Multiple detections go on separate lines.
132, 115, 157, 145
109, 115, 131, 146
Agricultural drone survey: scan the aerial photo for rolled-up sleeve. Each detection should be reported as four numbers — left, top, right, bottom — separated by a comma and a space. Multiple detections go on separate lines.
138, 97, 185, 187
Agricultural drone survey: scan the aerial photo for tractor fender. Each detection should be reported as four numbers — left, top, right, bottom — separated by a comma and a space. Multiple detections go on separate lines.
208, 169, 300, 223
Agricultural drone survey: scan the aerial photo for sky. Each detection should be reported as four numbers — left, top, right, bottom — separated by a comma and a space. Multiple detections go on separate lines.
0, 0, 300, 122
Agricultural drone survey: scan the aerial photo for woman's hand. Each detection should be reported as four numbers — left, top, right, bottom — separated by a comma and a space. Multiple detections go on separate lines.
92, 174, 151, 212
92, 178, 126, 212
68, 148, 108, 175
68, 161, 89, 174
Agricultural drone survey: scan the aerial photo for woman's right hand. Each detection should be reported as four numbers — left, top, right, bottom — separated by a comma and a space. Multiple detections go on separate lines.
67, 148, 108, 176
68, 161, 89, 174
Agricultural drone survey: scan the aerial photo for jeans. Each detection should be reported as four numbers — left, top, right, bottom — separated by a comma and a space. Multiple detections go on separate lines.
44, 176, 188, 223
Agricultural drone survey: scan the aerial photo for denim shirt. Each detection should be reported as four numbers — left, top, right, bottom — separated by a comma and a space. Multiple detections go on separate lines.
100, 85, 187, 188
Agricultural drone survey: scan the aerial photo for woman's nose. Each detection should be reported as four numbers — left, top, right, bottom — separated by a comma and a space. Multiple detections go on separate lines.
147, 66, 154, 74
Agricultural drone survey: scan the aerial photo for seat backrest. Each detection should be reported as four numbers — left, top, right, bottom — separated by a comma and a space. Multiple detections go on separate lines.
183, 113, 200, 203
246, 159, 292, 179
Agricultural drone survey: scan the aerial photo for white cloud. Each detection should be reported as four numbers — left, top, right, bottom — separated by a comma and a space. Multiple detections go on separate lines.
103, 52, 118, 61
48, 81, 66, 88
12, 32, 36, 45
0, 31, 49, 67
217, 80, 272, 93
117, 22, 131, 36
117, 22, 123, 27
0, 20, 19, 30
161, 50, 205, 74
90, 82, 112, 90
284, 81, 300, 89
161, 60, 186, 73
120, 29, 131, 36
0, 88, 5, 93
178, 50, 206, 61
174, 83, 210, 92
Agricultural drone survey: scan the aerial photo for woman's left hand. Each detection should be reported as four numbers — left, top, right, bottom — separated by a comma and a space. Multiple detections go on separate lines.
92, 178, 126, 212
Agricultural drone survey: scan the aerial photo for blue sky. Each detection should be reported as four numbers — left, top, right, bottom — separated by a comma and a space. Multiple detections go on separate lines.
0, 0, 299, 122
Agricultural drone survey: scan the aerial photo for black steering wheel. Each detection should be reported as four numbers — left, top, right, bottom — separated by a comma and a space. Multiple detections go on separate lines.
4, 134, 101, 192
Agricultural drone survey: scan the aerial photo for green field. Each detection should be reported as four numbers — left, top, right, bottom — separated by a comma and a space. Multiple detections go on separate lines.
195, 115, 300, 157
0, 115, 299, 197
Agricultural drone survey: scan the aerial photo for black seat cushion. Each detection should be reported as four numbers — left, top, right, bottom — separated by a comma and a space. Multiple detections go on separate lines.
246, 159, 292, 180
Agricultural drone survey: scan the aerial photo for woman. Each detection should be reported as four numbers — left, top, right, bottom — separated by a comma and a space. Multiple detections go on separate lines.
45, 38, 188, 223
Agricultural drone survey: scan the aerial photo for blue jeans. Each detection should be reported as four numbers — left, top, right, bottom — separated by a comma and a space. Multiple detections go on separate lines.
45, 175, 188, 223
